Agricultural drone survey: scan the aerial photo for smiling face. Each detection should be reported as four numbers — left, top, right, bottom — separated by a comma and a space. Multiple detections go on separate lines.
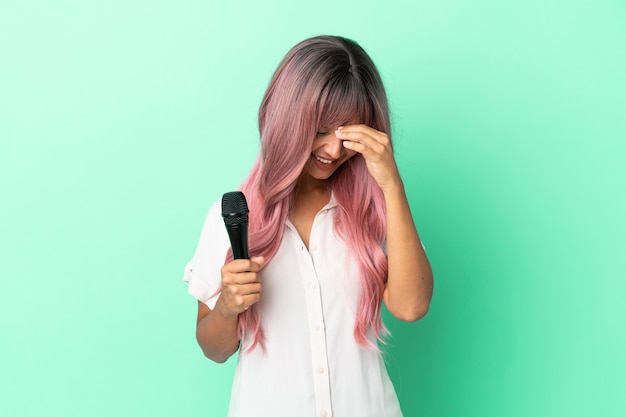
303, 127, 358, 181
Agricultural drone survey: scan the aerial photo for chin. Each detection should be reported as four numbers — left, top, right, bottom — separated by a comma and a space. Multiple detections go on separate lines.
309, 171, 334, 181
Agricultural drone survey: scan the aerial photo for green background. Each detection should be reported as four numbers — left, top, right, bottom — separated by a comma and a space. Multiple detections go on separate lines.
1, 1, 625, 416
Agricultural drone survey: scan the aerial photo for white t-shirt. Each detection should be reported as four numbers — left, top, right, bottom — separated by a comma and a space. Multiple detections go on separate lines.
184, 195, 403, 417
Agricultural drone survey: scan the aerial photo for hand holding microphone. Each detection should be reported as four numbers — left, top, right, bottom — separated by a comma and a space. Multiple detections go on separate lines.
218, 192, 264, 316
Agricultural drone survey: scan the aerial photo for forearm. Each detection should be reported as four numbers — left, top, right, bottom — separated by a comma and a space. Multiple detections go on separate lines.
383, 181, 434, 321
196, 298, 241, 363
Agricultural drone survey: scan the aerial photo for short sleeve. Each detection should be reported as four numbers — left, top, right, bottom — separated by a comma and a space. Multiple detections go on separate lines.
183, 199, 230, 310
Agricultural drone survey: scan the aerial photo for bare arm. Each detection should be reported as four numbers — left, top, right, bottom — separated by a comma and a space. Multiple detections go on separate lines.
195, 256, 265, 363
196, 300, 240, 363
382, 181, 433, 321
339, 125, 433, 321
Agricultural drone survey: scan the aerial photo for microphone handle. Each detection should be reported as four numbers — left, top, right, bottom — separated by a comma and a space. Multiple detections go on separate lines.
226, 223, 249, 259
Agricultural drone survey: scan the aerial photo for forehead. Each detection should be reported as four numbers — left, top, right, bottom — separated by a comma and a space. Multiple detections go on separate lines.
317, 93, 372, 128
312, 67, 377, 130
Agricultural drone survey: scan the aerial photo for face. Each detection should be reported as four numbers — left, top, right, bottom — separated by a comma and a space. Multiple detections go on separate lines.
304, 126, 358, 181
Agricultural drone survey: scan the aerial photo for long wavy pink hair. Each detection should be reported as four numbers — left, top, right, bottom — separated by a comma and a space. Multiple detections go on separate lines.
228, 35, 392, 351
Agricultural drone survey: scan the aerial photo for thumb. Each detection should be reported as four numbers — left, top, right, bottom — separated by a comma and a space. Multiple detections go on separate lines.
250, 255, 266, 266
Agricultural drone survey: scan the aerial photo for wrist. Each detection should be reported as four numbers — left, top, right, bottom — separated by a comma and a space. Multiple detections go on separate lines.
381, 177, 405, 198
214, 296, 240, 321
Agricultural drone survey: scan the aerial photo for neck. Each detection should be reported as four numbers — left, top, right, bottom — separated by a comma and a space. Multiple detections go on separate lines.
295, 174, 328, 195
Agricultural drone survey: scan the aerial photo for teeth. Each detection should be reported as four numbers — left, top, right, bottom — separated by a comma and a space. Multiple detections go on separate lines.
314, 155, 333, 164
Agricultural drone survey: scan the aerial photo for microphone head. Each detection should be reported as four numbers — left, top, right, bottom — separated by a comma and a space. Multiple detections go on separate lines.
221, 191, 249, 226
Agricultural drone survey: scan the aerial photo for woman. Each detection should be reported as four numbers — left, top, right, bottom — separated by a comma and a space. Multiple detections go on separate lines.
184, 35, 433, 417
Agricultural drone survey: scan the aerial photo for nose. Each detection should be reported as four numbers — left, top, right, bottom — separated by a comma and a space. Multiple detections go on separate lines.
323, 132, 343, 158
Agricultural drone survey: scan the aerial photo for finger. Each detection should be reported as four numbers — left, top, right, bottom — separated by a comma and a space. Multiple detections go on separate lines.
237, 256, 265, 271
341, 136, 387, 161
340, 134, 388, 153
337, 125, 389, 145
239, 293, 261, 309
225, 282, 262, 297
228, 293, 261, 313
250, 256, 266, 267
223, 271, 262, 285
341, 139, 371, 156
222, 257, 264, 274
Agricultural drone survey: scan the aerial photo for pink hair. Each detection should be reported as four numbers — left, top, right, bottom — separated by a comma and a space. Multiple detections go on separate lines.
228, 35, 392, 351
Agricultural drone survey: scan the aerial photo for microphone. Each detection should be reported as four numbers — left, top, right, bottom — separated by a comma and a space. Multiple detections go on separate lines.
221, 191, 249, 260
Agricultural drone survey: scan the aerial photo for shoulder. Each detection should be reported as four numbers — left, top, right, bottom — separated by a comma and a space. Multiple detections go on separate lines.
207, 198, 222, 221
194, 198, 230, 257
200, 198, 224, 231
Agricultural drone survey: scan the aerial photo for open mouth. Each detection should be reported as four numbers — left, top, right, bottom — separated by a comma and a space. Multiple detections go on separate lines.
313, 154, 335, 164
